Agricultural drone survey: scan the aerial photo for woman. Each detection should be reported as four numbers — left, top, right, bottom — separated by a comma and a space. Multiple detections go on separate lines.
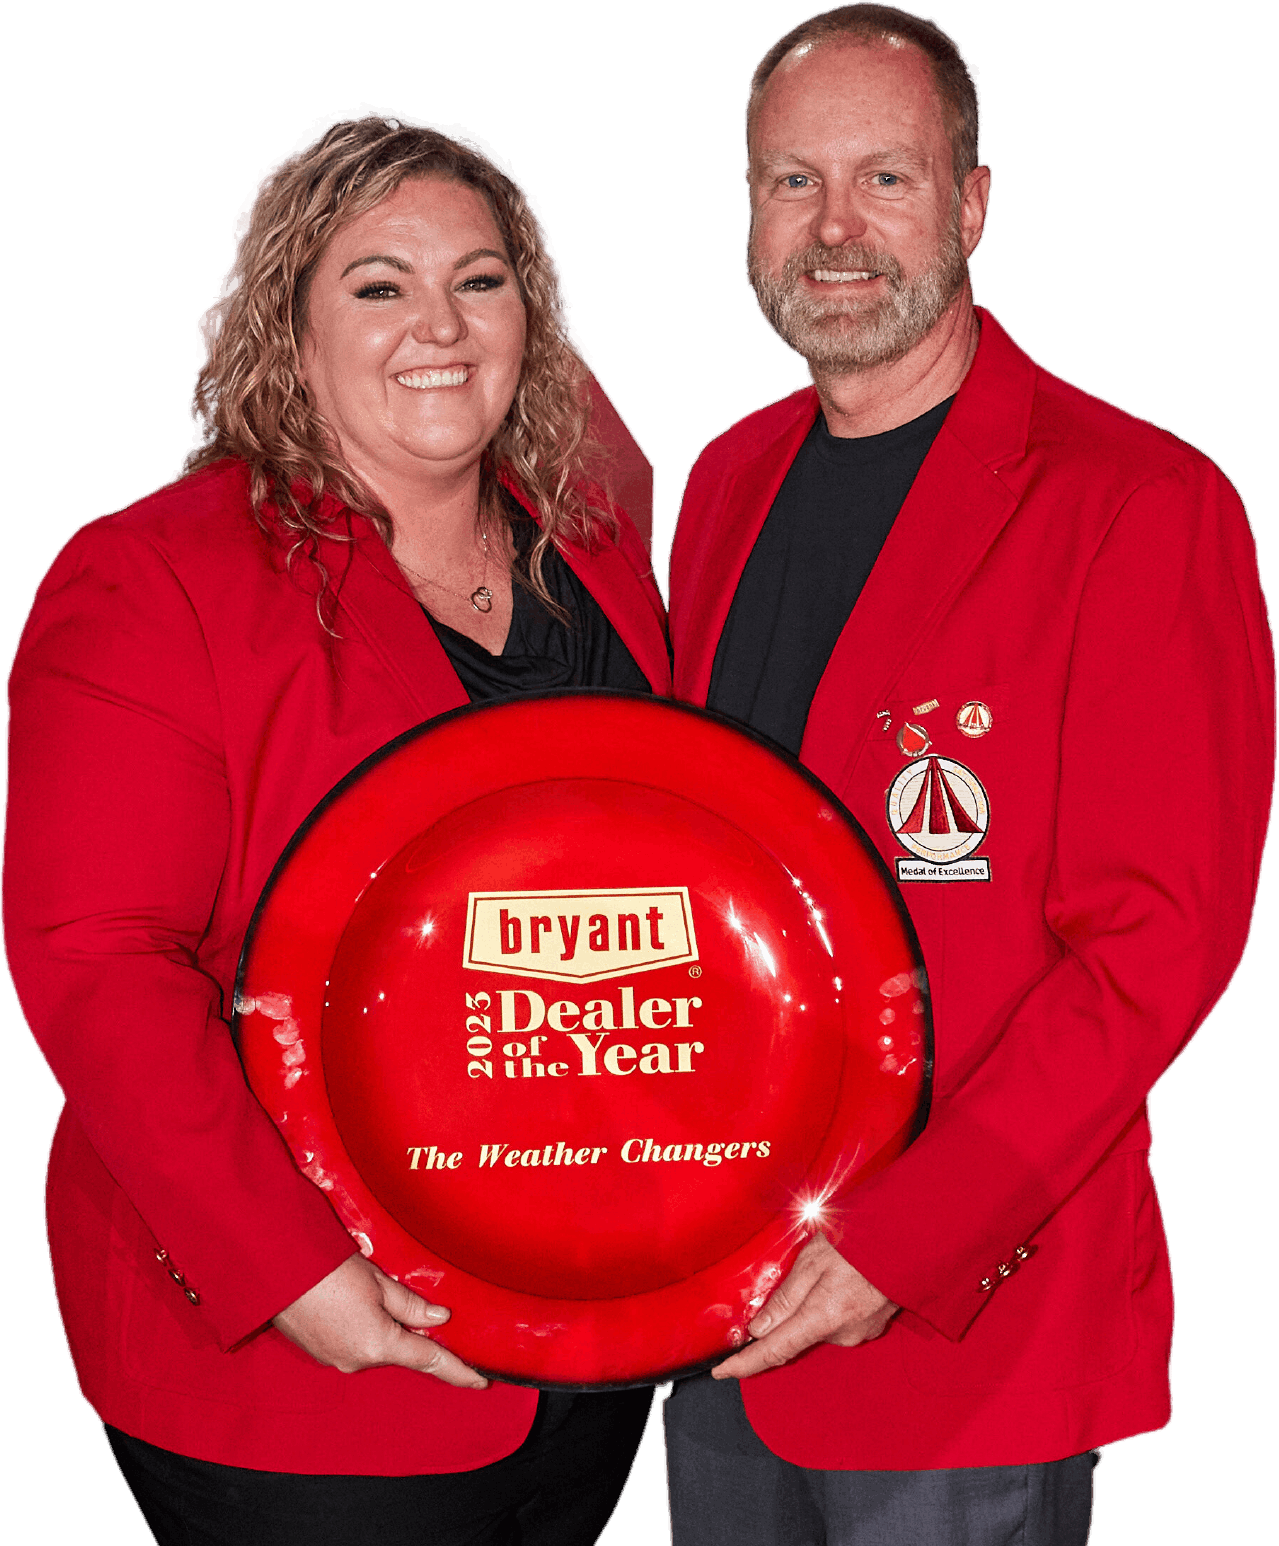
5, 119, 670, 1544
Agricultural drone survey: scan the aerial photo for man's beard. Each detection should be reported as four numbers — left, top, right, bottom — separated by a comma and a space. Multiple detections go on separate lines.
748, 220, 968, 374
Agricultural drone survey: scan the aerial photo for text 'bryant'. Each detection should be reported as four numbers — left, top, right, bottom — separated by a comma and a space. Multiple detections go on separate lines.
464, 888, 698, 982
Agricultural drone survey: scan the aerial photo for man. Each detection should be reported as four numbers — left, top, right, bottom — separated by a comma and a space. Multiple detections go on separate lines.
665, 7, 1273, 1544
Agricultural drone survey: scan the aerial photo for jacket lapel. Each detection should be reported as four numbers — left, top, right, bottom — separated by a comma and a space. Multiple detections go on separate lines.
505, 477, 672, 694
679, 393, 819, 703
557, 536, 673, 693
324, 511, 472, 721
791, 311, 1037, 791
797, 427, 1019, 790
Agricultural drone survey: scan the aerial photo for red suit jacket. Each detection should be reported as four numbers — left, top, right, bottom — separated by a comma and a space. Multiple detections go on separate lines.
668, 312, 1273, 1469
5, 459, 671, 1475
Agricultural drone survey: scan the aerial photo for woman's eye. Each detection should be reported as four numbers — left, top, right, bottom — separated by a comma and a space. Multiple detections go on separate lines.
459, 273, 506, 292
353, 281, 401, 300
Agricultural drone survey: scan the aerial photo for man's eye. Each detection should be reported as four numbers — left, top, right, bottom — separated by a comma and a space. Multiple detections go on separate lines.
460, 273, 506, 292
875, 173, 900, 187
354, 281, 401, 300
783, 174, 812, 190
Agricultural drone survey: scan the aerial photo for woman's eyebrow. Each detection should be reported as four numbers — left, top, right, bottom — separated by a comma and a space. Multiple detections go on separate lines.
340, 253, 413, 278
452, 247, 508, 270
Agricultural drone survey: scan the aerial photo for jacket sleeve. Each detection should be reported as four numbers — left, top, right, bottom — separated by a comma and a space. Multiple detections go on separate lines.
5, 522, 357, 1349
832, 457, 1274, 1340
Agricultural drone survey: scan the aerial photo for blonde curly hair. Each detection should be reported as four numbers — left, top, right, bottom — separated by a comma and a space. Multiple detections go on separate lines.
187, 117, 613, 610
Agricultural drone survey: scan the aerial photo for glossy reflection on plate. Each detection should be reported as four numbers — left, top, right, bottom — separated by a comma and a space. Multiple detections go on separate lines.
236, 693, 929, 1387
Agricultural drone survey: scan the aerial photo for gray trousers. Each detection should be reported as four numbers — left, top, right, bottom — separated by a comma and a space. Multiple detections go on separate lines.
665, 1375, 1095, 1546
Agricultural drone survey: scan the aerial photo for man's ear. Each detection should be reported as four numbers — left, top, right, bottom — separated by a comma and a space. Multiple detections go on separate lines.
959, 165, 991, 258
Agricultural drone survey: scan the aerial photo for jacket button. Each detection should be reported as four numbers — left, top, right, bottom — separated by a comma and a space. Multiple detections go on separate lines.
168, 1267, 186, 1286
1013, 1244, 1035, 1262
155, 1248, 170, 1264
996, 1261, 1013, 1278
183, 1287, 201, 1306
978, 1276, 995, 1292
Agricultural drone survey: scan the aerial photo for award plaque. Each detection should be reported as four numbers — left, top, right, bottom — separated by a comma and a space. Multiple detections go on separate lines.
236, 694, 930, 1386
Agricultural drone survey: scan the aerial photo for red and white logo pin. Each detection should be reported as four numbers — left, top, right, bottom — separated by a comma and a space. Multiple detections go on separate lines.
956, 700, 993, 738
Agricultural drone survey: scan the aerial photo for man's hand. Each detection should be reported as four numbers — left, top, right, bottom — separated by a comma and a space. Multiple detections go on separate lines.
273, 1255, 488, 1389
713, 1233, 897, 1380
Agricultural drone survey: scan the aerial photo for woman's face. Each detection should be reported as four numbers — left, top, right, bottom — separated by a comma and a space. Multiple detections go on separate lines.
301, 178, 527, 495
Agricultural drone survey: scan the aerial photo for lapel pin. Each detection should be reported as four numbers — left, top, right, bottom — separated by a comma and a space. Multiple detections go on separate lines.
877, 710, 892, 733
897, 722, 931, 757
957, 701, 993, 738
912, 699, 940, 716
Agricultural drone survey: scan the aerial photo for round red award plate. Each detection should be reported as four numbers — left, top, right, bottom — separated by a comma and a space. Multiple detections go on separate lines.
236, 693, 930, 1387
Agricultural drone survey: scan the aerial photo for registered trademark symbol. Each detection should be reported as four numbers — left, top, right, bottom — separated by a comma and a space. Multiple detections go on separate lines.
689, 965, 702, 978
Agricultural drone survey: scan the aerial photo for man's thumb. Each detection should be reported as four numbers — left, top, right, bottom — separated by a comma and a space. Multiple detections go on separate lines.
378, 1270, 451, 1329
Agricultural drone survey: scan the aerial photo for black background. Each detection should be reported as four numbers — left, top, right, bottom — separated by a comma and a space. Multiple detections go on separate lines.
10, 15, 1268, 1546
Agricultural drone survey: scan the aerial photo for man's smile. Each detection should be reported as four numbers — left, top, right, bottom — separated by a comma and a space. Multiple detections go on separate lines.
808, 269, 881, 283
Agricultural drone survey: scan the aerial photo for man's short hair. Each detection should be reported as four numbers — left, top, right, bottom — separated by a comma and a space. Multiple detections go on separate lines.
748, 5, 979, 189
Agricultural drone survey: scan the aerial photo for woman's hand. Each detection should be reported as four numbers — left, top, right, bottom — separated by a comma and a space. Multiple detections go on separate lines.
273, 1255, 488, 1389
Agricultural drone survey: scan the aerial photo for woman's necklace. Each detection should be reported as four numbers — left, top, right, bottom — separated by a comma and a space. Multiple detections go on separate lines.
396, 525, 494, 613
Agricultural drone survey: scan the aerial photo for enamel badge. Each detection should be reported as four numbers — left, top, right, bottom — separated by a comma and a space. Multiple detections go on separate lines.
886, 755, 990, 882
956, 700, 993, 738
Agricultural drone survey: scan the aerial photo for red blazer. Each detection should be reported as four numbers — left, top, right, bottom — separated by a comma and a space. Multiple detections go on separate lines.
669, 312, 1273, 1469
5, 459, 671, 1475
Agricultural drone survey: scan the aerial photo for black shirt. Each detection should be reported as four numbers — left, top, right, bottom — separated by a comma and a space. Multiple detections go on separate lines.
707, 396, 953, 755
428, 514, 650, 703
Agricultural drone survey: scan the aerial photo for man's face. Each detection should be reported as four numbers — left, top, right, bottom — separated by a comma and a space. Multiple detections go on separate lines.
748, 40, 981, 374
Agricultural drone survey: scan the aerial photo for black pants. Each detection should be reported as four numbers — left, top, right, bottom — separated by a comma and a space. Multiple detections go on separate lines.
107, 1386, 652, 1546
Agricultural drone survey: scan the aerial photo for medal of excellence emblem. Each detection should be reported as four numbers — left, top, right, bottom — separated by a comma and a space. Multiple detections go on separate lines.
887, 754, 991, 882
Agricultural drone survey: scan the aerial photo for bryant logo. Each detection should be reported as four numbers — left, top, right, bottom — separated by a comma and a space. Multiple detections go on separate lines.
464, 888, 698, 983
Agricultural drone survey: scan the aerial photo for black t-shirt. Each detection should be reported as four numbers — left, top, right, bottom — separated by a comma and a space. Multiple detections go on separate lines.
428, 513, 651, 702
707, 396, 953, 755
